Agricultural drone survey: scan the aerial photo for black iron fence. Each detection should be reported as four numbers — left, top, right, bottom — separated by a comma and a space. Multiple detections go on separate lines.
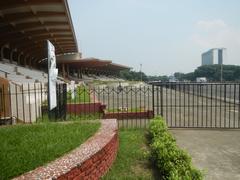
0, 83, 67, 125
49, 83, 67, 121
0, 83, 153, 128
1, 82, 240, 129
152, 82, 240, 128
67, 86, 154, 128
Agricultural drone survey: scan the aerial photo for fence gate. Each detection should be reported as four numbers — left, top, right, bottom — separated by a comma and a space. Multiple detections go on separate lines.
152, 83, 240, 128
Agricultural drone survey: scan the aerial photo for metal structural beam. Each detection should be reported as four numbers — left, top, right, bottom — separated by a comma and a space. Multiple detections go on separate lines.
0, 0, 79, 65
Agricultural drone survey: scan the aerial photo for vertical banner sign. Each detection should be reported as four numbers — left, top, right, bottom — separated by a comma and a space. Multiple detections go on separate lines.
47, 40, 58, 110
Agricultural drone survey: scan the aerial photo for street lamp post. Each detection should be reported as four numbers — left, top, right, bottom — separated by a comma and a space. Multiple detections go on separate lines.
140, 63, 142, 82
220, 63, 223, 82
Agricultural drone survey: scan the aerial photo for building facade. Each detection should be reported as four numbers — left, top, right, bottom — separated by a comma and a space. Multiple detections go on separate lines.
202, 48, 226, 66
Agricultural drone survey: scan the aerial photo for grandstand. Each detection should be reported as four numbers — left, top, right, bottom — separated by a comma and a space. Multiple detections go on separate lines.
0, 61, 47, 83
56, 54, 130, 81
0, 0, 130, 124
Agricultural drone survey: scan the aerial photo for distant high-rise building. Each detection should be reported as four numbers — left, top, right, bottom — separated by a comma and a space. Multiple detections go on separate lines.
201, 48, 226, 66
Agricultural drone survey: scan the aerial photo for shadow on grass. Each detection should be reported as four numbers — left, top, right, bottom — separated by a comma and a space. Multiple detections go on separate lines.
102, 129, 161, 180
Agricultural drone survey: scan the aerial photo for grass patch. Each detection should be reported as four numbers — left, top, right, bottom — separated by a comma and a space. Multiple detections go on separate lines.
0, 121, 100, 180
67, 113, 102, 121
36, 112, 101, 123
103, 129, 155, 180
67, 86, 91, 103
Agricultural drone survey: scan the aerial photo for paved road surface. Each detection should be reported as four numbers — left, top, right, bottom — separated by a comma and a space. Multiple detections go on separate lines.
171, 129, 240, 180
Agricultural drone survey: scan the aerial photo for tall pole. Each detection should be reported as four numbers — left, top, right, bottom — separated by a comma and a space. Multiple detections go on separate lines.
140, 63, 142, 82
220, 63, 223, 82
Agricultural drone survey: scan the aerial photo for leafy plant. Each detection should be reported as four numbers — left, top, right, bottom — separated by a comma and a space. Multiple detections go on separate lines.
148, 116, 203, 180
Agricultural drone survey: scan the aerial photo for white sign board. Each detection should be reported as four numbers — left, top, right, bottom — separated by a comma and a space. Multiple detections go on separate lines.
47, 40, 58, 110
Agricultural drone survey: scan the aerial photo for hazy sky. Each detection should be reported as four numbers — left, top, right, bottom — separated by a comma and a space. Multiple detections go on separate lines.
68, 0, 240, 76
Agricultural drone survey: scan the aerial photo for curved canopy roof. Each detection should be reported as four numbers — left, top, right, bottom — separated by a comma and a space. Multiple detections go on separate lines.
57, 57, 112, 68
56, 54, 130, 72
0, 0, 78, 62
97, 62, 131, 71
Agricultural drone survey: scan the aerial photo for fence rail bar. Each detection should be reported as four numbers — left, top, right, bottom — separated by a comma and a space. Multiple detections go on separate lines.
1, 82, 240, 129
152, 82, 240, 129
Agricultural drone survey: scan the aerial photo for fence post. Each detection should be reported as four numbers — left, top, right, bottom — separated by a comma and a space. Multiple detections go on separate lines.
63, 83, 67, 120
160, 85, 163, 117
152, 84, 155, 116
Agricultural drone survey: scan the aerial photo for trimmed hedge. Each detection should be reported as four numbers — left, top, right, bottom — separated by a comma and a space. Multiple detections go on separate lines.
148, 116, 203, 180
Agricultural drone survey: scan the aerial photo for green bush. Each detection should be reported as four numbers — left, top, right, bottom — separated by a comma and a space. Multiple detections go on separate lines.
148, 116, 203, 180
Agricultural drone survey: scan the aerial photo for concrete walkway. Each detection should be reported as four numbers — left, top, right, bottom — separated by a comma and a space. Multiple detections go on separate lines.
170, 129, 240, 180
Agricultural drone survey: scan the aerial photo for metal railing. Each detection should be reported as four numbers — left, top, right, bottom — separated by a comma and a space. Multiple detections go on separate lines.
0, 83, 66, 125
1, 82, 239, 129
67, 86, 154, 128
0, 83, 154, 128
152, 82, 240, 128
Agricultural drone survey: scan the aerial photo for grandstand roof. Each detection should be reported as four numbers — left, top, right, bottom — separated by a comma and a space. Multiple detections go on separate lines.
0, 0, 78, 61
98, 63, 131, 71
56, 54, 130, 71
58, 57, 112, 68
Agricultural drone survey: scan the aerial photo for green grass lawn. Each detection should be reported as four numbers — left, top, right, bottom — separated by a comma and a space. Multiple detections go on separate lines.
37, 113, 102, 123
103, 129, 156, 180
67, 113, 102, 121
67, 86, 91, 103
0, 121, 100, 180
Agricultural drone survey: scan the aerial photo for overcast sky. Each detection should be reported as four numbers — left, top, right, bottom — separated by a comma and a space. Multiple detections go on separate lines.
68, 0, 240, 76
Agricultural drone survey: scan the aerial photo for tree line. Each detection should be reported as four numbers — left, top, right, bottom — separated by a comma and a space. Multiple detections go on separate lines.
174, 64, 240, 82
119, 64, 240, 82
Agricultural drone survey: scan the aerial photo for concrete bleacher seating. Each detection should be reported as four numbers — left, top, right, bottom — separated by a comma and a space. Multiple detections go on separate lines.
0, 62, 15, 72
0, 61, 49, 84
74, 74, 125, 82
0, 61, 52, 123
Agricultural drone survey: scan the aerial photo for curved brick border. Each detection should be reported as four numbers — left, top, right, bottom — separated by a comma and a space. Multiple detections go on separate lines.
14, 119, 118, 180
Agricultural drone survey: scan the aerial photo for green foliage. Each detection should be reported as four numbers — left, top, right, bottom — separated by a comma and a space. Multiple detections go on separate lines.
67, 113, 102, 121
67, 86, 90, 103
148, 117, 203, 180
0, 121, 100, 179
174, 64, 240, 82
119, 69, 148, 81
120, 64, 240, 82
194, 65, 240, 81
174, 72, 185, 81
183, 72, 195, 81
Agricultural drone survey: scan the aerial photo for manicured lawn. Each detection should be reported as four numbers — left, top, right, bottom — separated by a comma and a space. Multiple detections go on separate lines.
67, 86, 91, 103
37, 113, 102, 123
0, 121, 100, 180
67, 113, 102, 121
103, 129, 156, 180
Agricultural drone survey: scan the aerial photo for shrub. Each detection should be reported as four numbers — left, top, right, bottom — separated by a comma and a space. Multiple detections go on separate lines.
148, 116, 203, 180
